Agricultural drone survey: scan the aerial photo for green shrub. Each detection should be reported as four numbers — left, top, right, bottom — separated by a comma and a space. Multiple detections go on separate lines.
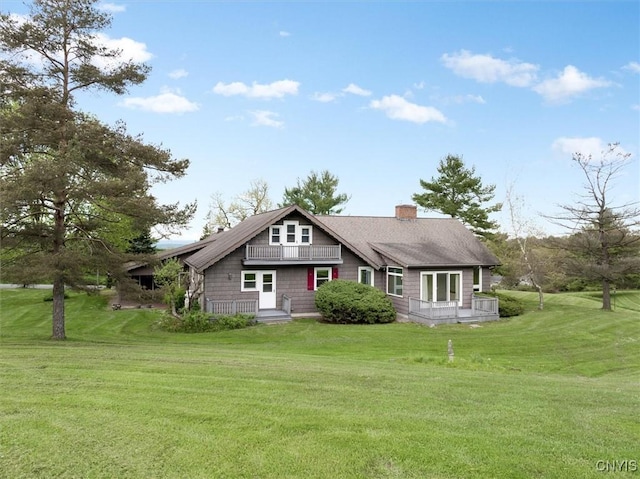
155, 311, 256, 333
478, 291, 525, 317
211, 314, 256, 331
315, 279, 396, 324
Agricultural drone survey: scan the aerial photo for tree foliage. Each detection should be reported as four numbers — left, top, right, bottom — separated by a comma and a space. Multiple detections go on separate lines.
0, 0, 195, 339
202, 179, 272, 237
547, 143, 640, 310
412, 155, 501, 238
280, 170, 350, 215
153, 258, 185, 317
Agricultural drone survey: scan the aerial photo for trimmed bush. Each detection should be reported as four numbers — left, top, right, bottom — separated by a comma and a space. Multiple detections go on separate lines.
315, 279, 396, 324
155, 311, 256, 333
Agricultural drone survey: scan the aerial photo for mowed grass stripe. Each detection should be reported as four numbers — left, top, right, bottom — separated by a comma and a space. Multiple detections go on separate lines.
1, 289, 638, 478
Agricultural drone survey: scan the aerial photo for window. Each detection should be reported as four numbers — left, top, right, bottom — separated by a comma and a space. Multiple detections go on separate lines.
241, 271, 257, 291
358, 266, 374, 286
315, 267, 331, 290
473, 266, 482, 292
301, 226, 311, 244
420, 271, 462, 305
270, 226, 280, 244
386, 267, 403, 296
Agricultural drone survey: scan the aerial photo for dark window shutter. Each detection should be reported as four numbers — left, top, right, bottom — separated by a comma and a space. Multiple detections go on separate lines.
332, 267, 339, 279
307, 268, 314, 290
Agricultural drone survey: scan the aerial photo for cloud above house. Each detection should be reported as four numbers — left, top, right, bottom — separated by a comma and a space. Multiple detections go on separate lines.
279, 31, 291, 37
169, 69, 189, 79
213, 80, 300, 99
622, 61, 640, 74
552, 136, 612, 159
121, 88, 199, 113
342, 83, 372, 96
250, 110, 284, 128
99, 2, 126, 13
312, 92, 339, 103
441, 50, 539, 87
370, 95, 447, 124
533, 65, 612, 103
92, 33, 153, 70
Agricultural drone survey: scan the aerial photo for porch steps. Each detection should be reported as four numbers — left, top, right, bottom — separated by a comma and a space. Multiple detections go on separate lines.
256, 309, 292, 323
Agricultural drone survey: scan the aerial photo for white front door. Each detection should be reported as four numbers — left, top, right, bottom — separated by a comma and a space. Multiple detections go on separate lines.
258, 271, 276, 309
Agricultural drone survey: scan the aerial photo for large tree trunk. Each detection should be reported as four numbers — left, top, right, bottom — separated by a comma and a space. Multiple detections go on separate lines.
52, 276, 66, 340
602, 279, 612, 311
51, 197, 67, 340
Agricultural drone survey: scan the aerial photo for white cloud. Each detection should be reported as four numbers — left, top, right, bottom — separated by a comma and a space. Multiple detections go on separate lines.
533, 65, 612, 103
99, 3, 126, 13
342, 83, 372, 97
441, 50, 539, 87
622, 61, 640, 74
169, 69, 189, 79
91, 33, 153, 70
413, 81, 426, 90
632, 104, 640, 111
213, 80, 299, 99
449, 94, 486, 105
279, 31, 291, 37
552, 137, 608, 159
250, 110, 284, 128
121, 88, 199, 114
312, 92, 338, 103
370, 95, 447, 124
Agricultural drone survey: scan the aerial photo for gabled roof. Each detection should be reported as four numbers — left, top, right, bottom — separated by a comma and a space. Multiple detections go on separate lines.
185, 204, 360, 272
186, 207, 499, 272
315, 215, 499, 269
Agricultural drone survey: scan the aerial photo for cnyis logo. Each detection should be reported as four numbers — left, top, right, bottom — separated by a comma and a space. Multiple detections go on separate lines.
595, 460, 638, 472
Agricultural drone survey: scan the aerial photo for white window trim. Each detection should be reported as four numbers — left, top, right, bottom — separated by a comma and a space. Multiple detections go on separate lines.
386, 266, 403, 297
269, 221, 313, 245
241, 271, 258, 292
419, 270, 463, 306
473, 266, 482, 292
358, 266, 374, 287
269, 226, 281, 245
314, 266, 332, 291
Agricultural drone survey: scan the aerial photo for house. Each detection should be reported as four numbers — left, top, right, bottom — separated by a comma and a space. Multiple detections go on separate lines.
181, 204, 500, 324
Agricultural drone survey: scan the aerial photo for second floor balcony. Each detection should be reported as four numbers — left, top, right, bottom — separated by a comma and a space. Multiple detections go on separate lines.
244, 244, 342, 265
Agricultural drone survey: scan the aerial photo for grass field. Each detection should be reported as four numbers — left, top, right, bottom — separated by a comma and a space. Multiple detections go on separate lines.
0, 289, 638, 478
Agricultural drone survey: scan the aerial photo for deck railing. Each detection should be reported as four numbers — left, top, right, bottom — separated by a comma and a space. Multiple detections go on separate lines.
245, 244, 341, 261
408, 298, 459, 319
205, 298, 258, 316
472, 295, 499, 315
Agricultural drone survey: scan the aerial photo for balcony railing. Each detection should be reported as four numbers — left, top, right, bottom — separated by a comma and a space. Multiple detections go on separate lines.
245, 244, 341, 262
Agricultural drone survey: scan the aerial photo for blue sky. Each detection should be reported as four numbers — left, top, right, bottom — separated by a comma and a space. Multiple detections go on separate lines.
6, 1, 640, 241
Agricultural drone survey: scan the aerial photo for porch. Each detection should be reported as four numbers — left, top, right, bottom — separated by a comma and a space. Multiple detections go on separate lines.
408, 295, 499, 325
243, 244, 342, 265
205, 295, 292, 323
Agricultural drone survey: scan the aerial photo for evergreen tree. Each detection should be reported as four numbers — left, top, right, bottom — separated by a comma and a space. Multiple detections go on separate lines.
0, 0, 195, 339
412, 155, 501, 237
280, 170, 349, 215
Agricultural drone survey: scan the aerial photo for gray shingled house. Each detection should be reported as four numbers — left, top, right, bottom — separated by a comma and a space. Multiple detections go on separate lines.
183, 204, 500, 324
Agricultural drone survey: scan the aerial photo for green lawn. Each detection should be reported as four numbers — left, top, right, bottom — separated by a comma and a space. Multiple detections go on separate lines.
0, 289, 638, 478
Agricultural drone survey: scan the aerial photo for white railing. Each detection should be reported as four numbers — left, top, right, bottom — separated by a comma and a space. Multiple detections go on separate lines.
472, 295, 499, 315
408, 298, 459, 319
282, 294, 292, 315
205, 299, 258, 316
245, 244, 341, 261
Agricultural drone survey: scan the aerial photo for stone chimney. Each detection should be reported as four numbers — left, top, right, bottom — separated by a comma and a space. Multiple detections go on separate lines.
395, 204, 417, 220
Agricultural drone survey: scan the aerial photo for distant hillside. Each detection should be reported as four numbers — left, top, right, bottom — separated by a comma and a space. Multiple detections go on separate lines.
155, 240, 195, 250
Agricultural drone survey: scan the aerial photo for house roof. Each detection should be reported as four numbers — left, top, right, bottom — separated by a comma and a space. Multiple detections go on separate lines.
315, 215, 499, 269
185, 204, 350, 272
184, 205, 499, 272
